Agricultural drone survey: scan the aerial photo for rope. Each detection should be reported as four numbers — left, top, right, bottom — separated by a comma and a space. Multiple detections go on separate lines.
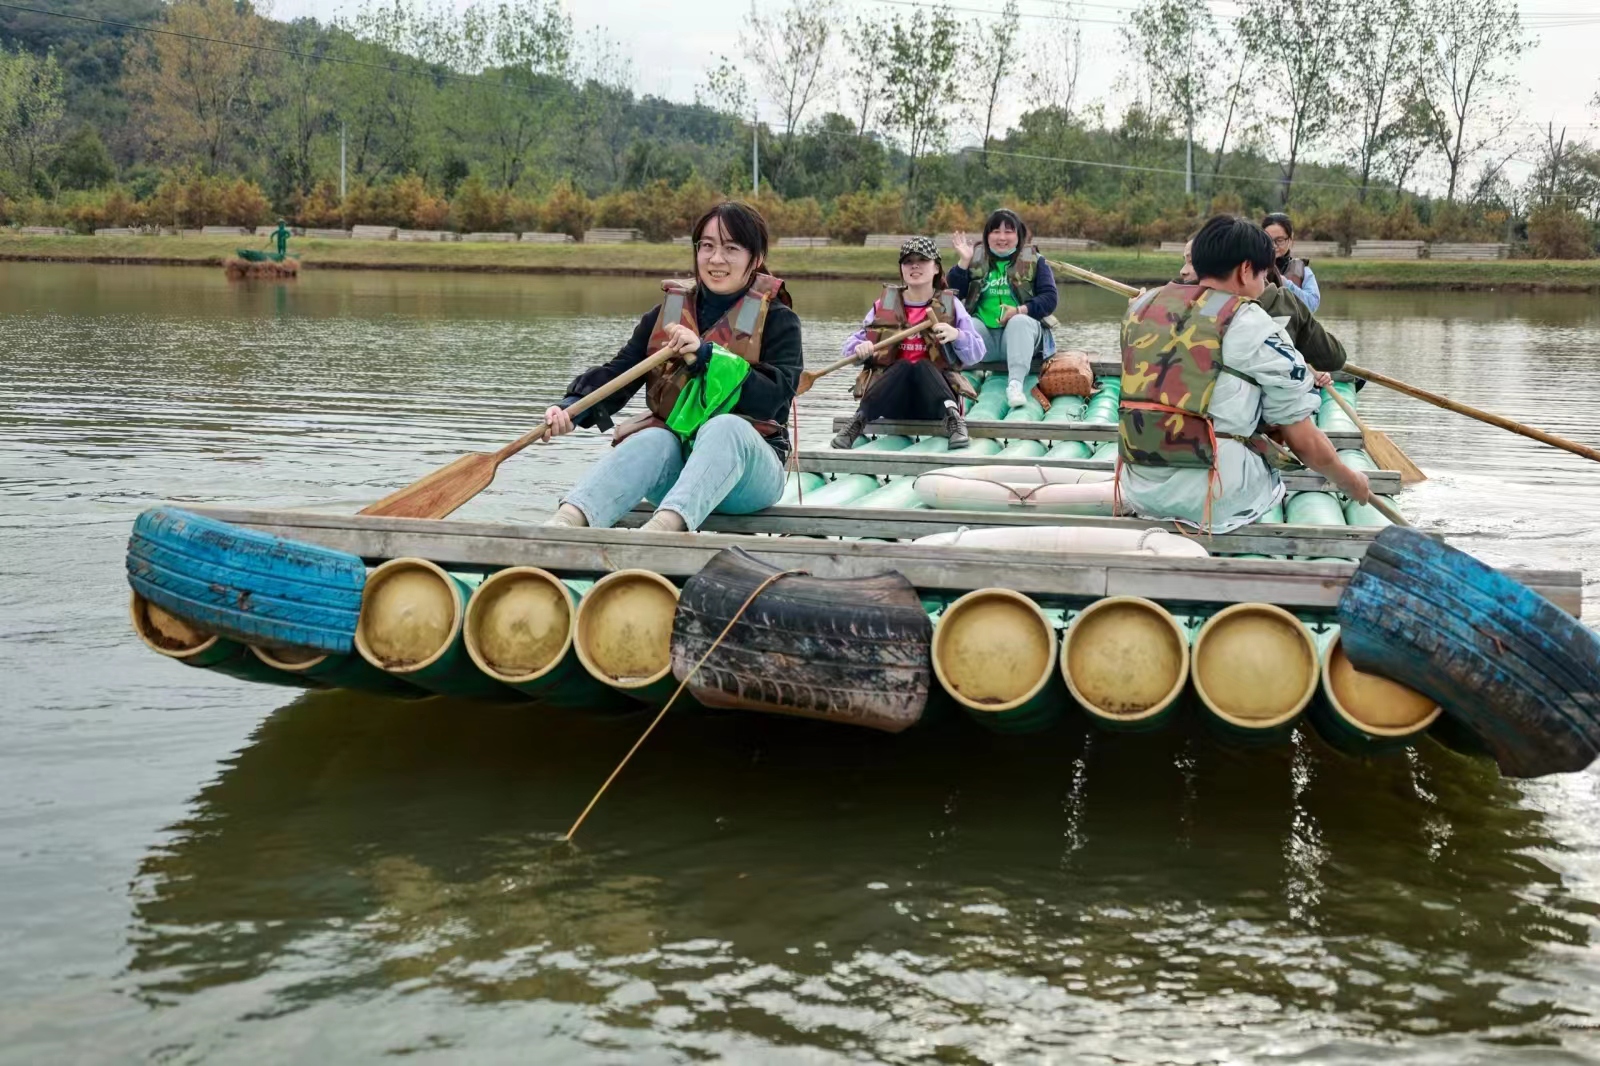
562, 567, 808, 842
788, 396, 803, 505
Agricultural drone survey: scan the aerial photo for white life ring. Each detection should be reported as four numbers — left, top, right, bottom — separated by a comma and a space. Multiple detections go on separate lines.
913, 464, 1117, 515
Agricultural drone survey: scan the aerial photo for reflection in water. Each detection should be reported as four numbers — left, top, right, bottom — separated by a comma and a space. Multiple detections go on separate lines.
126, 693, 1594, 1060
5, 264, 1600, 1060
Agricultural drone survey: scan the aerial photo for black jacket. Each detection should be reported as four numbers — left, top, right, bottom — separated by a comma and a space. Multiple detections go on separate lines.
560, 284, 803, 458
1257, 283, 1345, 372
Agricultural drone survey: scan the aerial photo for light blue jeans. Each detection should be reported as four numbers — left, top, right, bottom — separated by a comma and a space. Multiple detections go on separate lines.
976, 314, 1044, 385
562, 415, 787, 530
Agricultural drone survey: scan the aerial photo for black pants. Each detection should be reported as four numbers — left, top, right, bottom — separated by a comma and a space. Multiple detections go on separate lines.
859, 359, 956, 422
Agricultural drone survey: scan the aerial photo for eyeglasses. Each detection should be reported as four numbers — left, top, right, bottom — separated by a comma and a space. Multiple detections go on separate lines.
1271, 236, 1292, 248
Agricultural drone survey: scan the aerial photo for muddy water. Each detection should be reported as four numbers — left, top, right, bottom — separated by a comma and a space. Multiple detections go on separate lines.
3, 264, 1600, 1063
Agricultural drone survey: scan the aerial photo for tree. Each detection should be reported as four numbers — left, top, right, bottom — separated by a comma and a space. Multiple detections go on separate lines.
1242, 0, 1350, 205
124, 0, 272, 172
1125, 0, 1214, 194
0, 45, 66, 192
968, 0, 1019, 170
1416, 0, 1527, 202
456, 0, 572, 189
842, 15, 889, 138
267, 19, 333, 202
741, 0, 835, 190
879, 7, 962, 209
51, 123, 114, 189
1343, 0, 1420, 201
1206, 43, 1249, 199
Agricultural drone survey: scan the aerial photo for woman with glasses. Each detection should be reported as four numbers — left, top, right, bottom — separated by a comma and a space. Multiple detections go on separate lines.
538, 201, 801, 532
1261, 212, 1320, 312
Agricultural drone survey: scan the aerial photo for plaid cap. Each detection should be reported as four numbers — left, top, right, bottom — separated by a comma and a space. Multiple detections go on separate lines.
898, 235, 941, 263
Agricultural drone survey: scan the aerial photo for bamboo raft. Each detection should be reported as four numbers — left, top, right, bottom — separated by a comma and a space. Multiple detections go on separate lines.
126, 369, 1600, 778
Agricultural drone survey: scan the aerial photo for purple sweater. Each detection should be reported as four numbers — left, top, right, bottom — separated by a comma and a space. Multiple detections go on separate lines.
839, 293, 987, 367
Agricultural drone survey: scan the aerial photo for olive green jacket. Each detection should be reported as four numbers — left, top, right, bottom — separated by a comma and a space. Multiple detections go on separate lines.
1258, 282, 1346, 372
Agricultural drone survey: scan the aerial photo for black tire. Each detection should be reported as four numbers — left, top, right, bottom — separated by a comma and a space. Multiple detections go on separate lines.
1337, 525, 1600, 778
126, 507, 367, 654
672, 546, 932, 732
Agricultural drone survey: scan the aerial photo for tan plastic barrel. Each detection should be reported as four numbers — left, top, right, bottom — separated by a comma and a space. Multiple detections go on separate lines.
354, 558, 462, 673
251, 643, 326, 672
1192, 603, 1319, 730
1322, 633, 1440, 736
1061, 596, 1188, 727
464, 567, 576, 684
573, 569, 679, 691
129, 591, 218, 659
931, 589, 1058, 724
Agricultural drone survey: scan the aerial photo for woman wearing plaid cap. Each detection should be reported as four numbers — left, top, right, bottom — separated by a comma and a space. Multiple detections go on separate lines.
831, 236, 986, 450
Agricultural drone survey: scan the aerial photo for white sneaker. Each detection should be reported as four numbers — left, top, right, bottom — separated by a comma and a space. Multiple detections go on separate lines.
1006, 380, 1027, 408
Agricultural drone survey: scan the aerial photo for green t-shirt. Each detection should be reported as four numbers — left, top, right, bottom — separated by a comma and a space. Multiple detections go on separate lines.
973, 259, 1018, 328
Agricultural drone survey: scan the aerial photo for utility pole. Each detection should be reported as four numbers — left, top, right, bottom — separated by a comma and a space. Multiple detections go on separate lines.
340, 122, 347, 201
752, 104, 759, 196
1184, 29, 1194, 197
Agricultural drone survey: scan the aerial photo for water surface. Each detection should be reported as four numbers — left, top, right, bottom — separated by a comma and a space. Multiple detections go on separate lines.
4, 264, 1600, 1063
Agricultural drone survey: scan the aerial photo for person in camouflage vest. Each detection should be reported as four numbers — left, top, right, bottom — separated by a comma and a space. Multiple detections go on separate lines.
1118, 215, 1371, 532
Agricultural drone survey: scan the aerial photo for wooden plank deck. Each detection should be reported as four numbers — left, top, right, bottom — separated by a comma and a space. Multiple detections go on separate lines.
801, 450, 1400, 495
184, 507, 1582, 615
836, 417, 1366, 451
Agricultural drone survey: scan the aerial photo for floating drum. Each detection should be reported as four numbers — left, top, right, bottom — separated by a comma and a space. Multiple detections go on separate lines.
1308, 630, 1440, 755
130, 592, 317, 687
1192, 603, 1318, 741
1061, 597, 1188, 732
575, 569, 682, 704
249, 642, 425, 696
354, 558, 517, 699
674, 547, 931, 731
931, 588, 1060, 733
463, 567, 612, 709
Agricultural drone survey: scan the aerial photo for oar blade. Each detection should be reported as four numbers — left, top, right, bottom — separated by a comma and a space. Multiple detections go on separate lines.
1364, 428, 1427, 485
360, 452, 500, 520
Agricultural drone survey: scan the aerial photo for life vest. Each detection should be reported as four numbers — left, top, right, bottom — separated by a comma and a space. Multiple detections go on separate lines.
854, 285, 977, 400
964, 245, 1040, 309
642, 273, 783, 421
1118, 282, 1286, 472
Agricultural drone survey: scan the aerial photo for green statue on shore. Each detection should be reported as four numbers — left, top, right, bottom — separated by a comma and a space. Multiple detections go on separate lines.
270, 218, 291, 260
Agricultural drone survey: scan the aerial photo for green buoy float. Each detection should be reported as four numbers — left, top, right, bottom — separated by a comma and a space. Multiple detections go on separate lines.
1191, 603, 1318, 741
931, 588, 1061, 732
355, 558, 516, 698
573, 569, 682, 704
463, 567, 612, 708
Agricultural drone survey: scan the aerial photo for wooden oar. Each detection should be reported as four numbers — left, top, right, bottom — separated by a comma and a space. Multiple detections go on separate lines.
361, 344, 680, 520
795, 320, 934, 396
1345, 363, 1600, 466
1363, 492, 1411, 528
1322, 385, 1427, 486
1046, 257, 1139, 299
1047, 256, 1428, 482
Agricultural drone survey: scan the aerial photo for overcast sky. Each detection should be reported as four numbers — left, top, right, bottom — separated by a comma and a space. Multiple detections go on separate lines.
278, 0, 1600, 193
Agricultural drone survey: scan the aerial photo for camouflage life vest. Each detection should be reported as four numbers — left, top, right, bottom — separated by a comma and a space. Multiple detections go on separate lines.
854, 284, 978, 400
643, 273, 783, 421
1118, 283, 1263, 470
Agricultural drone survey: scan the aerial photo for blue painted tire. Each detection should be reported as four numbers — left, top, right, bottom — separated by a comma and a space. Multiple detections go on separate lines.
126, 507, 366, 654
1338, 525, 1600, 778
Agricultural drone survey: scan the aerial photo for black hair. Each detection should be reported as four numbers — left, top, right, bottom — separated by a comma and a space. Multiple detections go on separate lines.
691, 200, 791, 306
981, 208, 1029, 259
1261, 212, 1294, 238
1190, 215, 1274, 281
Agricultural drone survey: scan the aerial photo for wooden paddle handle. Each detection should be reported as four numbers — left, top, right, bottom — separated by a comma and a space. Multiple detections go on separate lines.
496, 344, 680, 461
1368, 494, 1410, 527
812, 319, 937, 380
1046, 258, 1141, 299
1344, 363, 1600, 465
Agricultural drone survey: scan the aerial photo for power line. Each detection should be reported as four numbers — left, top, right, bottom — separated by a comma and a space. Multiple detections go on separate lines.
967, 145, 1406, 191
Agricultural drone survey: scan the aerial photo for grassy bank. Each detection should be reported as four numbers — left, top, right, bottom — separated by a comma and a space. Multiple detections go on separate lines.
2, 233, 1598, 290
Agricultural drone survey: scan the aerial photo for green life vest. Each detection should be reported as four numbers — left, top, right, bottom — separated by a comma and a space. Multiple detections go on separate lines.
1118, 283, 1259, 470
665, 343, 751, 444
